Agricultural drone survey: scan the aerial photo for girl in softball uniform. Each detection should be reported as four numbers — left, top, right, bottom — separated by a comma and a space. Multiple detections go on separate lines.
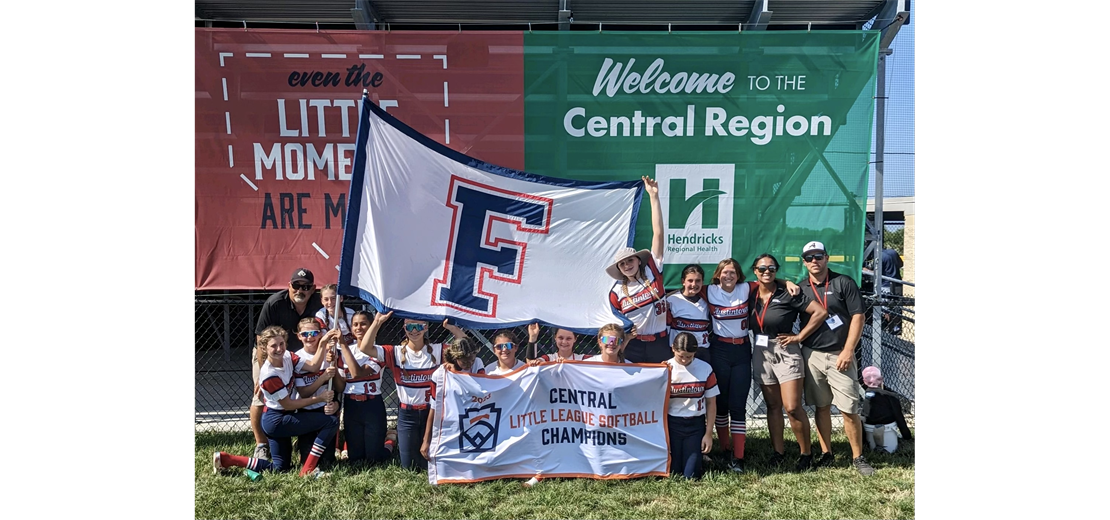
315, 284, 357, 344
420, 337, 483, 461
291, 317, 341, 468
591, 323, 631, 364
606, 176, 668, 364
213, 326, 338, 477
358, 310, 467, 470
337, 310, 393, 466
528, 324, 590, 364
666, 264, 712, 364
485, 329, 526, 375
665, 332, 719, 480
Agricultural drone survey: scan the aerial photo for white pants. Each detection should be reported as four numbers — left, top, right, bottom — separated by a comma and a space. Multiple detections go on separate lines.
864, 422, 899, 453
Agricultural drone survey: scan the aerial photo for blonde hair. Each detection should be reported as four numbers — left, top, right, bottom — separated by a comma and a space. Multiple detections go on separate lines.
255, 325, 288, 365
443, 337, 480, 371
596, 323, 627, 363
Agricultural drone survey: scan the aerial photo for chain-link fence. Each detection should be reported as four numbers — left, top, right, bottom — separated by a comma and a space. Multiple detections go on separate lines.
195, 288, 914, 433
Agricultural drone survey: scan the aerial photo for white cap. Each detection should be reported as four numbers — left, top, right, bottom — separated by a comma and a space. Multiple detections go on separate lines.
802, 241, 826, 254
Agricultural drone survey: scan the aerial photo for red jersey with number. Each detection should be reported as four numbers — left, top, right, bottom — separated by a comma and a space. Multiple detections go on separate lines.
336, 342, 384, 396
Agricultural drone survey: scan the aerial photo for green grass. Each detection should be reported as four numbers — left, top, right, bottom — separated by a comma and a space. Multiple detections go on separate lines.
196, 429, 914, 519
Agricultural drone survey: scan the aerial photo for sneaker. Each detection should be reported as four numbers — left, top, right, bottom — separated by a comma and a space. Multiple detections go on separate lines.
307, 468, 330, 479
728, 457, 745, 473
253, 443, 271, 461
794, 453, 813, 472
852, 456, 876, 476
767, 451, 785, 468
213, 452, 223, 475
814, 451, 835, 468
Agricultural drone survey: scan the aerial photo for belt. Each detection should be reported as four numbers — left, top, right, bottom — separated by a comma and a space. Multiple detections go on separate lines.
716, 336, 749, 345
263, 407, 296, 415
299, 406, 326, 412
346, 394, 377, 402
400, 403, 429, 410
634, 331, 668, 342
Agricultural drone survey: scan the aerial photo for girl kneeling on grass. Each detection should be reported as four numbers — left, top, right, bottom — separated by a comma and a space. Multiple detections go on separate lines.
214, 326, 339, 478
665, 332, 719, 479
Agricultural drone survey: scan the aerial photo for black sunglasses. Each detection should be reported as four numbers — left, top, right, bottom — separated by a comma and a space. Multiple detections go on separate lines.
803, 254, 826, 263
291, 282, 314, 291
755, 266, 778, 273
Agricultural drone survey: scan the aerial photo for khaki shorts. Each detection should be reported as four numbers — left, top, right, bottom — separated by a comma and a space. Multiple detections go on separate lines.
250, 348, 264, 407
752, 338, 804, 385
802, 347, 862, 414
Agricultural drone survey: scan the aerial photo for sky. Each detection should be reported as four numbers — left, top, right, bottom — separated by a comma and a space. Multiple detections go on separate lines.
868, 1, 914, 199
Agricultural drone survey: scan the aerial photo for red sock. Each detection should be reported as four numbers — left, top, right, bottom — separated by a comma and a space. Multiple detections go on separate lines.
299, 443, 326, 476
219, 452, 250, 469
732, 433, 747, 459
716, 426, 731, 450
384, 438, 395, 453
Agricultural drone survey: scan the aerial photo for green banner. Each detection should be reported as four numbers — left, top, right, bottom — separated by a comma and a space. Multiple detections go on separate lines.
523, 31, 878, 288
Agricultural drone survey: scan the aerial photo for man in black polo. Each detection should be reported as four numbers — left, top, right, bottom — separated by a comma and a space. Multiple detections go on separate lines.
797, 241, 875, 476
247, 267, 325, 461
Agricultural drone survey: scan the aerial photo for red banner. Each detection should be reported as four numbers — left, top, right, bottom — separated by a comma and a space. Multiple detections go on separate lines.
195, 29, 525, 289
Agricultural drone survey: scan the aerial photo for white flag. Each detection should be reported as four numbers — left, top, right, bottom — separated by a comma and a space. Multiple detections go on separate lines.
339, 99, 641, 332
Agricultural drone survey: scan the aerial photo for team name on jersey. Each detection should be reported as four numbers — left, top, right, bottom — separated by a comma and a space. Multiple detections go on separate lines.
616, 286, 658, 312
671, 317, 710, 331
669, 381, 708, 398
398, 368, 436, 387
710, 303, 749, 319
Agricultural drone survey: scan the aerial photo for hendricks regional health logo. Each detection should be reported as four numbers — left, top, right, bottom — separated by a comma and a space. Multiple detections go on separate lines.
458, 402, 502, 453
656, 164, 734, 264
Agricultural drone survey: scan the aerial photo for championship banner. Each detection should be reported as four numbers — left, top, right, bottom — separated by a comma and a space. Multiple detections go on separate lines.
337, 98, 641, 332
427, 361, 670, 485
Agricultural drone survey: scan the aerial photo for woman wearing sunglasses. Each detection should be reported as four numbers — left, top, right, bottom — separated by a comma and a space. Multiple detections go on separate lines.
213, 326, 338, 478
605, 177, 668, 364
486, 330, 526, 375
748, 254, 827, 472
336, 310, 393, 466
358, 310, 468, 470
591, 324, 631, 364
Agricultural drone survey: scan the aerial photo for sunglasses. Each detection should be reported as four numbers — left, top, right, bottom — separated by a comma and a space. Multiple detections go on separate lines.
404, 323, 426, 333
756, 265, 778, 273
291, 282, 314, 291
599, 335, 622, 346
298, 330, 321, 339
803, 254, 827, 263
494, 342, 515, 351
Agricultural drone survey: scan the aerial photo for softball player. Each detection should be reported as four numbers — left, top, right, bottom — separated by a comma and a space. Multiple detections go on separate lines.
292, 317, 341, 468
336, 310, 392, 465
213, 326, 338, 477
485, 330, 526, 375
420, 337, 483, 461
666, 264, 712, 363
665, 332, 719, 479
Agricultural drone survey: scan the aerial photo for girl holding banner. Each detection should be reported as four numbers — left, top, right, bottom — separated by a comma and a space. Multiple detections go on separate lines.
359, 310, 468, 470
529, 327, 590, 363
606, 177, 668, 364
486, 330, 526, 375
420, 337, 483, 461
592, 324, 630, 363
748, 254, 827, 472
665, 332, 719, 480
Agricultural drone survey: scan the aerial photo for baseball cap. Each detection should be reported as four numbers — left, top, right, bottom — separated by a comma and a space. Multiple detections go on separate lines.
291, 268, 315, 285
862, 366, 884, 389
802, 241, 826, 254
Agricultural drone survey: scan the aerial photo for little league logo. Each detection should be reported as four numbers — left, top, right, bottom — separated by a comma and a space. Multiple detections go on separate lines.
459, 402, 502, 453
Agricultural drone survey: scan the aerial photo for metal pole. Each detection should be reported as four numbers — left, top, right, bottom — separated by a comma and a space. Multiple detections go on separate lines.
871, 49, 890, 371
222, 289, 231, 362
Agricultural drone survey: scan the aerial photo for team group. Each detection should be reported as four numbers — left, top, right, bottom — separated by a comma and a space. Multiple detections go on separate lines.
211, 177, 910, 481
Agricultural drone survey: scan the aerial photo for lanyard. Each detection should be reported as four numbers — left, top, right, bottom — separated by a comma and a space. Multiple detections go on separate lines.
754, 290, 772, 332
808, 276, 828, 310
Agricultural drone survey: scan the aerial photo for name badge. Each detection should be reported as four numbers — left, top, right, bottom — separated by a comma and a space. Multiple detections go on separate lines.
755, 335, 769, 347
825, 314, 844, 330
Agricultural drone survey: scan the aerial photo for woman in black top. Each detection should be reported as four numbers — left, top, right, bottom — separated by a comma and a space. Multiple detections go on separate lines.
748, 254, 827, 471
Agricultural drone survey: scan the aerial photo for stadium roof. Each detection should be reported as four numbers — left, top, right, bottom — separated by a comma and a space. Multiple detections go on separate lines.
195, 0, 906, 32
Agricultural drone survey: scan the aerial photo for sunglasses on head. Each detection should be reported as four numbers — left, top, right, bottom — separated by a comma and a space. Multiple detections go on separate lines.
494, 342, 515, 351
803, 254, 826, 263
599, 335, 622, 346
298, 330, 321, 338
404, 323, 426, 333
291, 282, 314, 291
756, 265, 778, 273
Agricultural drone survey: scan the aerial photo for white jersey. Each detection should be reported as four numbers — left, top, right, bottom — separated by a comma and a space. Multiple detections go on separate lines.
259, 351, 310, 411
337, 343, 384, 396
608, 254, 667, 336
293, 347, 334, 410
314, 307, 357, 337
485, 359, 526, 376
538, 352, 590, 362
378, 343, 444, 407
706, 282, 756, 339
664, 358, 720, 417
666, 292, 711, 348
